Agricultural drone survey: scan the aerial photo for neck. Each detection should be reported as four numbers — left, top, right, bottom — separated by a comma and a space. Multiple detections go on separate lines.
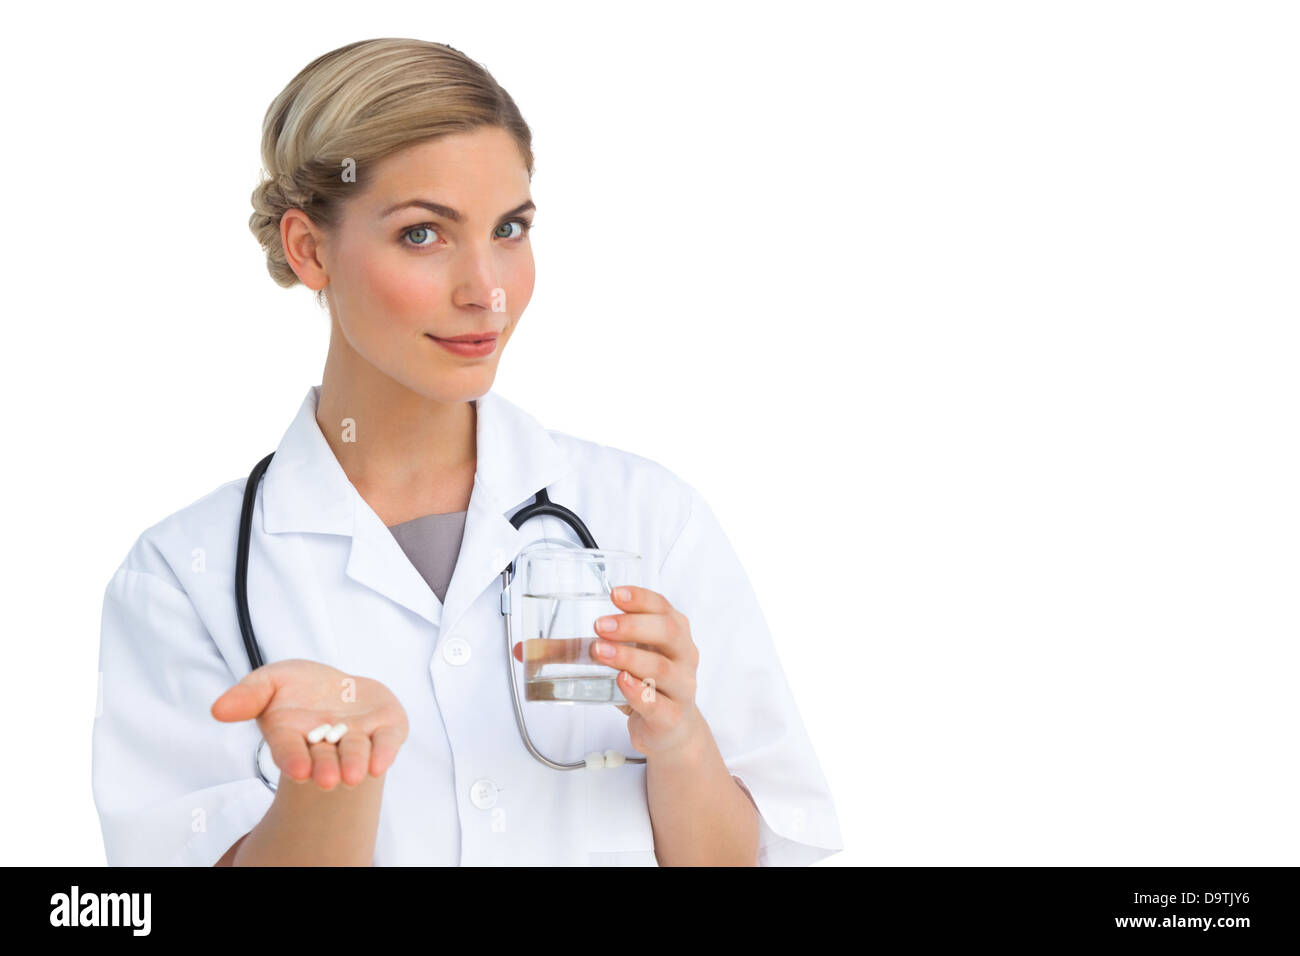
315, 328, 477, 506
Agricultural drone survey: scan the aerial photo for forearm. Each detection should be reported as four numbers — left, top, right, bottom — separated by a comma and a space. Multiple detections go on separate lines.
216, 773, 386, 866
645, 716, 759, 866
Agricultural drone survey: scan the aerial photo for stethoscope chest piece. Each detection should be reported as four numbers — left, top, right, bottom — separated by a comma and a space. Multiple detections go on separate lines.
254, 736, 279, 792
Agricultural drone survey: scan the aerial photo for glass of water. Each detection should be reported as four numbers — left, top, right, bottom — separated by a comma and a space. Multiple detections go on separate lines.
514, 547, 642, 704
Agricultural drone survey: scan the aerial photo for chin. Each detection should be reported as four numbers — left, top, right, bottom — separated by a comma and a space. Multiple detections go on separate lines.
405, 369, 498, 405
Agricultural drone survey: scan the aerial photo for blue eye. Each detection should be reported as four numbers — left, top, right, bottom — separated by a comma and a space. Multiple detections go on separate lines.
403, 224, 439, 248
495, 218, 533, 240
402, 217, 534, 250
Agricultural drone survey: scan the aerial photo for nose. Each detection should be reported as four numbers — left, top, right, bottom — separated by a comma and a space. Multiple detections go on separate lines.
452, 240, 503, 311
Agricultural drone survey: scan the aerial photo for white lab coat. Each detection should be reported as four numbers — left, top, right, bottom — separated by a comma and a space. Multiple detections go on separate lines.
92, 385, 843, 866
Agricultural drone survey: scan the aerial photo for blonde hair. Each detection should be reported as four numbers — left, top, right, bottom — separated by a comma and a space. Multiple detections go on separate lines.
248, 38, 535, 305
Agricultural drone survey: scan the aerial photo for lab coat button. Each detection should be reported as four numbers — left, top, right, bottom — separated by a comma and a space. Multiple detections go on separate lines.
470, 778, 499, 809
442, 637, 472, 666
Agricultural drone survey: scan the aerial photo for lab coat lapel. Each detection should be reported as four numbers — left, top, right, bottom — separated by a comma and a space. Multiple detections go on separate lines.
261, 386, 440, 628
262, 386, 573, 636
260, 387, 353, 538
436, 389, 573, 639
345, 497, 442, 627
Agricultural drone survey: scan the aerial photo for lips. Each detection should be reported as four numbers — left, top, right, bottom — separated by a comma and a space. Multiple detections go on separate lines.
432, 332, 499, 343
427, 333, 498, 358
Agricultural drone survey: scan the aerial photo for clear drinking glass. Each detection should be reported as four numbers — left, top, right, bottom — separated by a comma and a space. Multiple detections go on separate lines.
515, 547, 642, 704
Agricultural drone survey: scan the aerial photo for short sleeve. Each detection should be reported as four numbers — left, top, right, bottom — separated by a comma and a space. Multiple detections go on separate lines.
92, 565, 274, 866
655, 485, 844, 866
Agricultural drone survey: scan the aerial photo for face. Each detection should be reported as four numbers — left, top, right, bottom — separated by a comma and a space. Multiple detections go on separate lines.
304, 127, 535, 403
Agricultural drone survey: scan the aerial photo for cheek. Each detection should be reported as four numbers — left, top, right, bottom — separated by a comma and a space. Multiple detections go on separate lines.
357, 254, 437, 329
503, 250, 536, 317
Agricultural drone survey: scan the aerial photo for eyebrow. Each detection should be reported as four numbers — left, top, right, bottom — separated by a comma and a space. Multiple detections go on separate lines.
379, 198, 535, 223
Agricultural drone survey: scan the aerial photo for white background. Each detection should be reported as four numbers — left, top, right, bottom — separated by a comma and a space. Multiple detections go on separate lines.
2, 1, 1296, 865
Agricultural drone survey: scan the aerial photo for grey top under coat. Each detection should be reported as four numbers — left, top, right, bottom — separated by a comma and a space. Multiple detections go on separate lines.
387, 511, 468, 603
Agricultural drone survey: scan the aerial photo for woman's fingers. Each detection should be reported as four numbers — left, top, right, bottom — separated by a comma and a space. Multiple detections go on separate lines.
270, 719, 391, 789
336, 730, 371, 787
309, 739, 342, 790
263, 712, 404, 789
594, 641, 689, 703
600, 587, 689, 655
369, 724, 404, 777
210, 667, 278, 723
616, 669, 660, 717
265, 724, 313, 782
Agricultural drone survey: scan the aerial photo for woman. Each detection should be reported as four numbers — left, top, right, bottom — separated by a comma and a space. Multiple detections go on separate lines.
91, 37, 842, 866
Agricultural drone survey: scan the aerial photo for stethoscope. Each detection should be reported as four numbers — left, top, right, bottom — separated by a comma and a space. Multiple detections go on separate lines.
237, 452, 646, 792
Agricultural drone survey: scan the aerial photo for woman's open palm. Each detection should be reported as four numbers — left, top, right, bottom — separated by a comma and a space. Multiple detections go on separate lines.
211, 659, 409, 791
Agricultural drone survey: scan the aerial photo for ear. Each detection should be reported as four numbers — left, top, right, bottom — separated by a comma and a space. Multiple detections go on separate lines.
281, 208, 330, 292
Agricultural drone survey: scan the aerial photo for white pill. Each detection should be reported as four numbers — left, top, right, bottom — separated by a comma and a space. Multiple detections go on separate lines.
306, 723, 333, 744
584, 751, 605, 770
324, 722, 348, 744
603, 749, 626, 768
